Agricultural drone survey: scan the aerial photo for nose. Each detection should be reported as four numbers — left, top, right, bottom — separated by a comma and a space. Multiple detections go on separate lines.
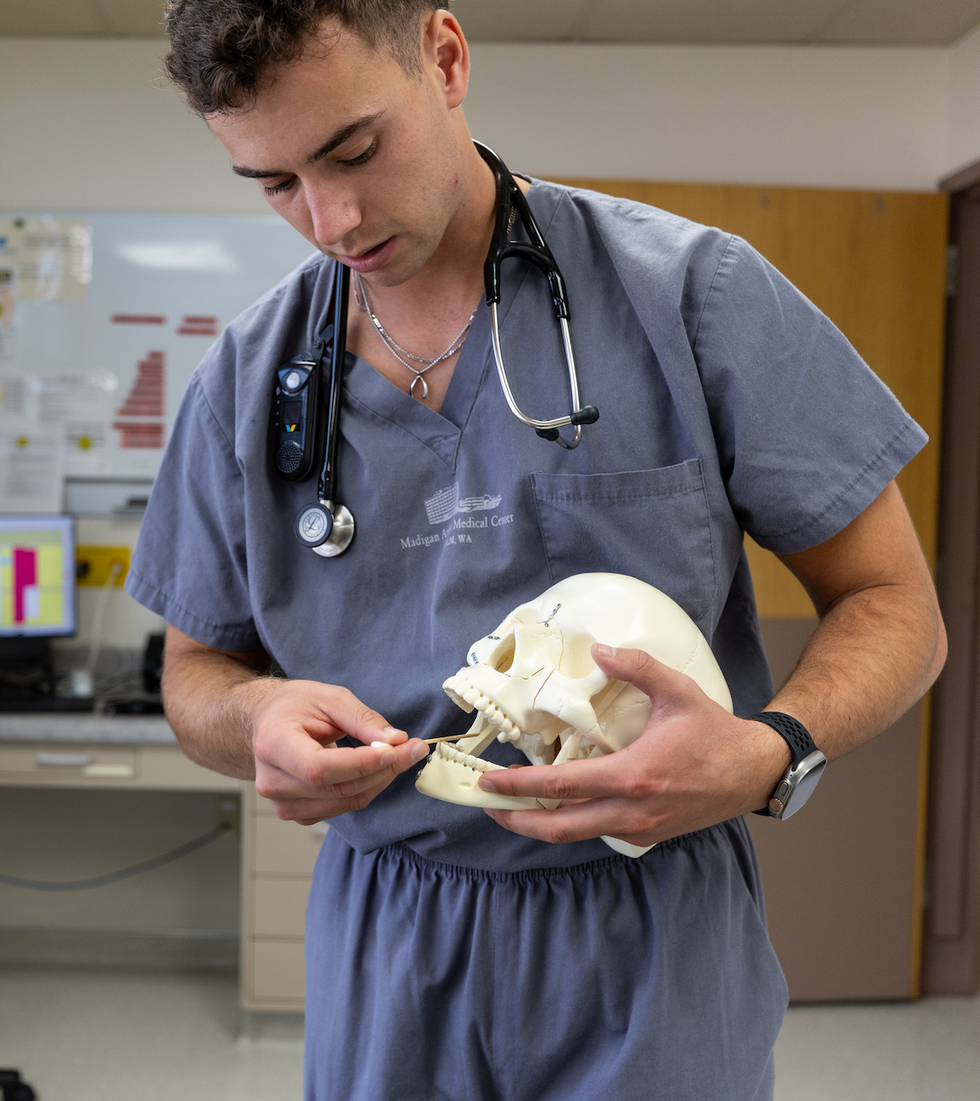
306, 180, 362, 253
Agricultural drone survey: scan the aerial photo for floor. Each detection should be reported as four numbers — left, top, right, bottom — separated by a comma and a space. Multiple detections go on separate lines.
1, 966, 978, 1100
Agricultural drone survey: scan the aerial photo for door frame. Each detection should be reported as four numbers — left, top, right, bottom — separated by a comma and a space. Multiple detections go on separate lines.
922, 157, 980, 994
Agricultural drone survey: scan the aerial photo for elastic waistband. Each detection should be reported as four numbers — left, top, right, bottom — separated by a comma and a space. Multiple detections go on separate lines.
346, 819, 743, 886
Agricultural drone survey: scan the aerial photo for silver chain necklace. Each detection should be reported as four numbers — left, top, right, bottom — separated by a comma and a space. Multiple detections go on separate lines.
354, 273, 476, 400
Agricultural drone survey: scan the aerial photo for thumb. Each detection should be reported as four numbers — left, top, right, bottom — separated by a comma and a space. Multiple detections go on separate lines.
590, 643, 690, 704
306, 685, 409, 748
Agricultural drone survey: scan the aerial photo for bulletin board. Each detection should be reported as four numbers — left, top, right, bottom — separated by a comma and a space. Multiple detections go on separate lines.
0, 212, 316, 510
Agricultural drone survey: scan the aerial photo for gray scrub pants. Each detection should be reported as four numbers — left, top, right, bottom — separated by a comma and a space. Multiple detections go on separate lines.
304, 820, 786, 1101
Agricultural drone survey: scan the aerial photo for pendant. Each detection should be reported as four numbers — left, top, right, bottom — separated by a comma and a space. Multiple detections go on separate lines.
410, 374, 429, 400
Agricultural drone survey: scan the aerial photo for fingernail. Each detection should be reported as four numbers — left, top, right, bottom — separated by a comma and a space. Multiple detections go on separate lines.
478, 775, 496, 792
379, 751, 396, 768
384, 726, 408, 741
411, 741, 430, 763
593, 643, 617, 658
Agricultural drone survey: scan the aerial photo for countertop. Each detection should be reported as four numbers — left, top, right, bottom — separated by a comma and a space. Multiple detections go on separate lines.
0, 713, 177, 745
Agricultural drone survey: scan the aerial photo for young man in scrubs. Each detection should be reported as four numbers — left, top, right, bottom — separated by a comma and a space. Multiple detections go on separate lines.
127, 3, 947, 1098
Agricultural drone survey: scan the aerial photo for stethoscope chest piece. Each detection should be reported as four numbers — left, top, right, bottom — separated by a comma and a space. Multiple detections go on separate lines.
294, 500, 355, 558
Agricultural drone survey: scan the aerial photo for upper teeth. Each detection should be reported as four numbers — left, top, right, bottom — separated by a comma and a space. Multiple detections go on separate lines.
444, 674, 523, 741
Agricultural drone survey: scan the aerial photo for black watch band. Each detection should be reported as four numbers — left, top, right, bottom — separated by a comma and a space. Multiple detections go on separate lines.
747, 711, 826, 819
746, 711, 818, 768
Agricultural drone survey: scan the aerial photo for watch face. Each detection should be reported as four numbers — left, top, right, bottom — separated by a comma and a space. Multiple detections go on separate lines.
779, 754, 828, 819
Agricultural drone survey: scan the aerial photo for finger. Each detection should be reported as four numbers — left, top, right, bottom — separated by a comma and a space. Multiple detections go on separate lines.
477, 751, 638, 803
485, 796, 652, 846
261, 736, 428, 798
272, 773, 397, 822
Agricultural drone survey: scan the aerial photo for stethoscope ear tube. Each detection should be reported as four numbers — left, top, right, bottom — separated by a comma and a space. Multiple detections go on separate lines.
474, 141, 598, 450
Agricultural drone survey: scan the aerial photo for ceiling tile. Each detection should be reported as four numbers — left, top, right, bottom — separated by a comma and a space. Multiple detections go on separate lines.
1, 0, 978, 46
816, 0, 980, 44
452, 0, 593, 42
572, 0, 848, 45
94, 0, 168, 37
0, 0, 108, 37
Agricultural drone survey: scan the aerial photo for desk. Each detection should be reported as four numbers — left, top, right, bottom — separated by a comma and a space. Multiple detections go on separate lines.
0, 716, 320, 1011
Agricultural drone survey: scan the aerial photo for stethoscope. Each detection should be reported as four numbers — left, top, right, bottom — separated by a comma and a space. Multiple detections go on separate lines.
276, 141, 598, 557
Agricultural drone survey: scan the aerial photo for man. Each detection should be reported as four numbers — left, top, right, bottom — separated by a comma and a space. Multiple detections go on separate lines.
128, 3, 946, 1098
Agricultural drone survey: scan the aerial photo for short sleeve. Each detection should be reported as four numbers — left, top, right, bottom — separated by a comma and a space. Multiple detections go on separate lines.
125, 368, 261, 652
691, 236, 926, 553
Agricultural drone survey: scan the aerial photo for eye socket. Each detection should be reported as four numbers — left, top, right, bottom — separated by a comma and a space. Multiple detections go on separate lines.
557, 633, 598, 678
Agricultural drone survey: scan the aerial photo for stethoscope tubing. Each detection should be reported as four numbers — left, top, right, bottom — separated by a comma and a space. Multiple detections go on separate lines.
475, 140, 598, 449
318, 261, 350, 508
295, 142, 598, 554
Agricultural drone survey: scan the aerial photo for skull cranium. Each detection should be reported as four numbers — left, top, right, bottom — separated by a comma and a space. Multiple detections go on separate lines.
415, 573, 733, 857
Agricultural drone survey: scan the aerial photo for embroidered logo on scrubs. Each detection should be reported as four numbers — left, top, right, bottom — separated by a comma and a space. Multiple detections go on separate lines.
424, 483, 502, 526
401, 484, 514, 551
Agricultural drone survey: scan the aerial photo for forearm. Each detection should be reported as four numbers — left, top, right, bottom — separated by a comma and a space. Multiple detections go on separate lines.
161, 630, 277, 779
767, 482, 947, 759
766, 578, 946, 760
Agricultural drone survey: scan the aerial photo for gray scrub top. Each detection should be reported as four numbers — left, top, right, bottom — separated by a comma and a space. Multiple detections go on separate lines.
127, 178, 925, 872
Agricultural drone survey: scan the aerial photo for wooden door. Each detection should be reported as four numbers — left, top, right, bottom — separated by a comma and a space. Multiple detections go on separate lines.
555, 178, 949, 999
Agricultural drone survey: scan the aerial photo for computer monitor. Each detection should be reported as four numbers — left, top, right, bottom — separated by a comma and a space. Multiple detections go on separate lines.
0, 514, 77, 638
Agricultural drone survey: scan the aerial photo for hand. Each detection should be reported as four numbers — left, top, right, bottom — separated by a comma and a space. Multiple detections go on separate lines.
250, 678, 429, 824
477, 644, 792, 848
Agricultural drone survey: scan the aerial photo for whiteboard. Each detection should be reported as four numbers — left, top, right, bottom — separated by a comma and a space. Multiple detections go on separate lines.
0, 212, 315, 495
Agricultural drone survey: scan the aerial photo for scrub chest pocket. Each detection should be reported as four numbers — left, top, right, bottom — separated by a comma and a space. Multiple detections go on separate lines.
530, 459, 717, 627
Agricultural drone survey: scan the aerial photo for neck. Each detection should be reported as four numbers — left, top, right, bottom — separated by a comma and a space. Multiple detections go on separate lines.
342, 136, 525, 412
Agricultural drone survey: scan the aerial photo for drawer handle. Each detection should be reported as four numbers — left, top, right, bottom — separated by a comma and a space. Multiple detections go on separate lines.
35, 753, 93, 768
82, 763, 135, 778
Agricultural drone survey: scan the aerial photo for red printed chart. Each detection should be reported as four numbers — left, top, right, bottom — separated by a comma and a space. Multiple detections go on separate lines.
0, 212, 315, 481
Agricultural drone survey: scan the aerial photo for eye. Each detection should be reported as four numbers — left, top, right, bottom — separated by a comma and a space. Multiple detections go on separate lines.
262, 177, 296, 196
339, 139, 377, 169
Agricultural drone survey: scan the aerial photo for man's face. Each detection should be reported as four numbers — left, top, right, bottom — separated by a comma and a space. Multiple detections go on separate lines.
208, 19, 466, 288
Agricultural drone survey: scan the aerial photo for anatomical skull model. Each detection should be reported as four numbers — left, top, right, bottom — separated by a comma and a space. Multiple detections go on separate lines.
415, 573, 733, 857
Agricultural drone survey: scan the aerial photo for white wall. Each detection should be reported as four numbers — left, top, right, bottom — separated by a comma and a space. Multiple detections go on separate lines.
467, 43, 951, 190
0, 35, 977, 216
947, 23, 980, 181
0, 39, 266, 215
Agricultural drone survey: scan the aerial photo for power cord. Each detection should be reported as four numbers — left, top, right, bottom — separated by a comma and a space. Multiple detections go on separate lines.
0, 824, 229, 892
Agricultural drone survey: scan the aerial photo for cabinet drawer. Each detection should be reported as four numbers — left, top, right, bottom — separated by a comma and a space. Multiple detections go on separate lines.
139, 746, 240, 791
247, 938, 306, 1006
0, 743, 138, 784
253, 814, 323, 875
252, 877, 311, 937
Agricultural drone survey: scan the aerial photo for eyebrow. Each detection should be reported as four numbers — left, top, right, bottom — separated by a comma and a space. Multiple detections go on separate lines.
231, 112, 385, 179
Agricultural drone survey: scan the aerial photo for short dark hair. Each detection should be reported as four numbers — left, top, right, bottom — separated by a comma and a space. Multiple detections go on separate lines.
164, 0, 443, 116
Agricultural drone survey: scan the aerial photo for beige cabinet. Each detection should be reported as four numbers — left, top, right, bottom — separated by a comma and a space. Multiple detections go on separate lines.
0, 740, 238, 791
240, 784, 324, 1011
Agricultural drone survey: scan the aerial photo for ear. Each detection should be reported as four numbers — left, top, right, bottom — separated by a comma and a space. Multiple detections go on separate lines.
422, 9, 469, 108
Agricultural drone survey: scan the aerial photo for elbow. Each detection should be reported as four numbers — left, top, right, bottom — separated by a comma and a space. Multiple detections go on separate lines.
926, 605, 948, 692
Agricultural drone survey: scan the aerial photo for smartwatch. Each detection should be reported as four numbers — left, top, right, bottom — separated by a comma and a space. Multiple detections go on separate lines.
748, 711, 827, 820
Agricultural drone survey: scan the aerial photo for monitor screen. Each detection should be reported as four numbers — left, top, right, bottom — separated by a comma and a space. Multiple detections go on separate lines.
0, 515, 76, 638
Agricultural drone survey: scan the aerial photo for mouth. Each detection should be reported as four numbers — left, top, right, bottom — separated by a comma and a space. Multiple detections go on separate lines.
414, 674, 575, 811
339, 236, 396, 273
